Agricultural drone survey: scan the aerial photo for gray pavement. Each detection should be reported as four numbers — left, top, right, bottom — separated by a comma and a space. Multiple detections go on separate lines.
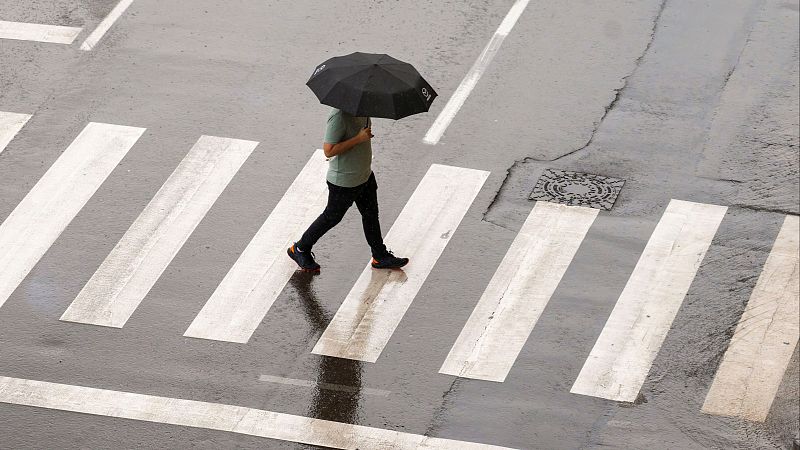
0, 0, 798, 449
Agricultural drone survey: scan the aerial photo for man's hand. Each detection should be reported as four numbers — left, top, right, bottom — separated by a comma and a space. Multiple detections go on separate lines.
323, 127, 373, 158
356, 127, 374, 143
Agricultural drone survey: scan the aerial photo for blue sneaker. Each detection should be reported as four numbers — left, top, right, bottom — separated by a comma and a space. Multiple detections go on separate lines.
371, 250, 409, 269
287, 243, 321, 272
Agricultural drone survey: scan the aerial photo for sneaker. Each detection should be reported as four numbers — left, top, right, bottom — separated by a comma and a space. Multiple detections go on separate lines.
287, 243, 321, 272
371, 250, 409, 269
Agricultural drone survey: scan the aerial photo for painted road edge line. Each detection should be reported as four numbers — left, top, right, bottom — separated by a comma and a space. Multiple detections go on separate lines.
0, 122, 145, 309
702, 215, 799, 421
440, 202, 598, 382
60, 136, 258, 328
259, 375, 391, 397
422, 0, 531, 145
0, 111, 32, 154
80, 0, 135, 51
312, 164, 489, 362
570, 199, 727, 402
184, 150, 329, 343
0, 20, 83, 44
0, 376, 512, 449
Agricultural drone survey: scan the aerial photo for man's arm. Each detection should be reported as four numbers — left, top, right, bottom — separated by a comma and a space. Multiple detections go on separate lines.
324, 127, 372, 158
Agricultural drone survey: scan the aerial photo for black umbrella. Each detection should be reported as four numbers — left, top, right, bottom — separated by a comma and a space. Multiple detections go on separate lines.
306, 52, 437, 120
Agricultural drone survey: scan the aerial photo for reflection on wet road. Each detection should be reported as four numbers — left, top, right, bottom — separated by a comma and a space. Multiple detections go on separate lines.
290, 272, 363, 425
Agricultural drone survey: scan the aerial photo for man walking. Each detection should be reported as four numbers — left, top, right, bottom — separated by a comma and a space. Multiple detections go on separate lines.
287, 108, 409, 272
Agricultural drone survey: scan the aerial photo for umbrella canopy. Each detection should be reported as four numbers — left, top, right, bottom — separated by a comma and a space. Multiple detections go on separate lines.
306, 52, 437, 120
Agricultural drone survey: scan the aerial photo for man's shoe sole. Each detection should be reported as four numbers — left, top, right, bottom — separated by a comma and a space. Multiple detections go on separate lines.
371, 259, 409, 270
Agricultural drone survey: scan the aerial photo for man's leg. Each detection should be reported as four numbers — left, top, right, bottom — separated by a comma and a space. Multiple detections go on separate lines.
354, 173, 389, 258
297, 182, 356, 252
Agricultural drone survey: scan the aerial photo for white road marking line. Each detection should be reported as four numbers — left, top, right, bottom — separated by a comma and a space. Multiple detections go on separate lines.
80, 0, 134, 51
570, 199, 728, 402
422, 0, 531, 145
312, 165, 489, 362
60, 136, 258, 328
0, 122, 144, 309
0, 111, 31, 154
258, 375, 391, 397
0, 20, 82, 44
0, 376, 511, 449
184, 151, 329, 343
702, 215, 799, 421
440, 202, 598, 382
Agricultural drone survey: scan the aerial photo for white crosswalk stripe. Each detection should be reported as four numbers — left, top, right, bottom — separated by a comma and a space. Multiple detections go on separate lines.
0, 20, 83, 44
184, 150, 329, 343
570, 199, 727, 402
312, 164, 489, 362
440, 202, 598, 382
423, 0, 531, 145
0, 111, 31, 154
80, 0, 135, 51
60, 136, 258, 328
702, 215, 799, 421
0, 122, 144, 310
0, 376, 510, 449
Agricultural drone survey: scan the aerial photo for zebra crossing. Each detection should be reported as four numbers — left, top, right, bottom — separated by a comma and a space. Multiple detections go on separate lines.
440, 201, 598, 382
0, 121, 144, 310
312, 164, 488, 362
184, 150, 331, 343
571, 200, 728, 402
60, 136, 259, 328
0, 111, 797, 429
702, 215, 799, 421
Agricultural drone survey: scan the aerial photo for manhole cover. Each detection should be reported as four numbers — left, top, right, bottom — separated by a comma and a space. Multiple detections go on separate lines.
529, 169, 625, 210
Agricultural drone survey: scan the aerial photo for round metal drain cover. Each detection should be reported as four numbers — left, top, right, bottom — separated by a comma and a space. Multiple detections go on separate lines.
530, 169, 625, 211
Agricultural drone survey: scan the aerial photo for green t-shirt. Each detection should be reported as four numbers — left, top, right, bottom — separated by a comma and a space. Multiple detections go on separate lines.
324, 109, 372, 187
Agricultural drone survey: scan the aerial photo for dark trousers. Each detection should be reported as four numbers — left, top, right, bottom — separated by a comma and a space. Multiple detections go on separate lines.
297, 172, 388, 258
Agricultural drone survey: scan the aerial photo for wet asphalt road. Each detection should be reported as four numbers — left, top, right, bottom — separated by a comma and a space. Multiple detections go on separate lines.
0, 0, 798, 449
